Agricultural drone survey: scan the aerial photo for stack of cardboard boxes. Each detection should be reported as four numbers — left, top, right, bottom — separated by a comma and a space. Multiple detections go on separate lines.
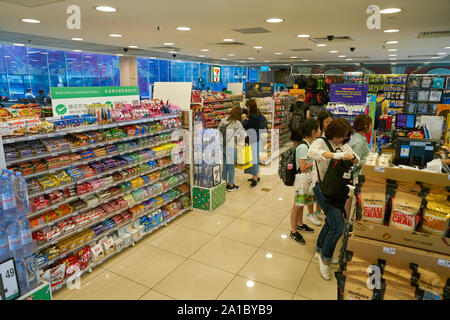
337, 165, 450, 300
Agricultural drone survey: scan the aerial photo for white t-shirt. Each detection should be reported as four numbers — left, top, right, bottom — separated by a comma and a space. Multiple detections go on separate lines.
308, 137, 359, 182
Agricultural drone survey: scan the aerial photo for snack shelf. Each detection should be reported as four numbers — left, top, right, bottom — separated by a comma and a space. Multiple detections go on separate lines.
40, 190, 190, 271
202, 98, 242, 104
7, 127, 179, 166
28, 145, 182, 198
21, 132, 180, 180
2, 114, 182, 144
30, 164, 184, 230
33, 177, 188, 252
50, 205, 192, 293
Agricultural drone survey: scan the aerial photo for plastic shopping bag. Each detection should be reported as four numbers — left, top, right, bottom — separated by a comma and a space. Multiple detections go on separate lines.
235, 144, 253, 170
294, 171, 316, 206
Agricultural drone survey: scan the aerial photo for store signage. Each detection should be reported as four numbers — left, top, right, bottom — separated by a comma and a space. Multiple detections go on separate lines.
260, 66, 270, 72
288, 84, 305, 99
210, 66, 221, 83
329, 84, 368, 104
245, 83, 274, 98
0, 258, 20, 301
212, 165, 221, 186
50, 86, 140, 117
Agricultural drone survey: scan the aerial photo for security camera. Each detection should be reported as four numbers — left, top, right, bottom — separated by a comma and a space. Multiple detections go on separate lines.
172, 54, 177, 58
123, 48, 129, 52
327, 35, 334, 41
350, 47, 355, 52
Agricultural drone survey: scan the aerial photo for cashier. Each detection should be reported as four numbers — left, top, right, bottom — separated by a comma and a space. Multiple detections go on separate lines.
24, 88, 35, 99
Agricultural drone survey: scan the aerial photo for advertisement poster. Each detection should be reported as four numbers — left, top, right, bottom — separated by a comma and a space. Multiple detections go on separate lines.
329, 84, 368, 104
288, 84, 305, 99
51, 86, 140, 117
210, 66, 221, 83
245, 83, 274, 98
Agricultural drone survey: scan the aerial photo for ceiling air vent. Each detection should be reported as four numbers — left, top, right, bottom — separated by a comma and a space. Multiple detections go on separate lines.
309, 36, 353, 44
212, 42, 246, 47
418, 31, 450, 39
150, 47, 181, 51
290, 48, 313, 52
0, 0, 65, 6
408, 54, 438, 58
233, 27, 271, 34
351, 56, 370, 59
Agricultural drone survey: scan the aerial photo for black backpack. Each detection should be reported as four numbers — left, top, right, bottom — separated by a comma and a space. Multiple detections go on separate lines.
289, 101, 306, 136
278, 140, 308, 186
315, 137, 353, 208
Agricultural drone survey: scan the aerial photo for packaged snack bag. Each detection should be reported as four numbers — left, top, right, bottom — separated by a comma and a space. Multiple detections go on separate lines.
410, 264, 450, 300
389, 191, 423, 231
420, 194, 450, 237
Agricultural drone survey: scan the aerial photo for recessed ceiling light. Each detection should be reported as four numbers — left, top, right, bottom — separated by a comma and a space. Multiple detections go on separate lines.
389, 58, 397, 60
391, 62, 397, 65
128, 45, 138, 48
386, 41, 399, 44
264, 60, 270, 62
246, 280, 255, 288
200, 49, 209, 52
253, 46, 263, 49
168, 51, 176, 54
317, 44, 327, 47
176, 26, 191, 31
198, 55, 205, 57
221, 58, 227, 60
424, 61, 431, 64
290, 56, 298, 59
431, 56, 439, 59
389, 54, 397, 57
388, 48, 398, 52
265, 253, 273, 258
444, 46, 450, 49
345, 58, 352, 61
164, 42, 174, 46
302, 59, 309, 61
384, 29, 400, 33
13, 43, 24, 46
116, 54, 124, 56
71, 37, 83, 41
109, 34, 123, 38
95, 6, 117, 12
275, 52, 283, 55
238, 61, 246, 63
338, 55, 346, 58
21, 18, 40, 23
297, 34, 310, 38
266, 18, 283, 23
227, 53, 235, 56
380, 8, 402, 14
437, 52, 446, 55
223, 38, 234, 42
248, 57, 255, 60
73, 49, 82, 52
329, 50, 338, 53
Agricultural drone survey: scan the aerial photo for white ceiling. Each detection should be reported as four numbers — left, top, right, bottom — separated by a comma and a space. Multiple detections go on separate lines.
0, 0, 449, 65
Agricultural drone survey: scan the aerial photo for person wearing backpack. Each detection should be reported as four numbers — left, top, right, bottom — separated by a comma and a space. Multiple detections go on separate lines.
289, 97, 310, 146
308, 118, 360, 280
243, 99, 267, 188
374, 90, 389, 143
219, 106, 247, 192
289, 119, 321, 244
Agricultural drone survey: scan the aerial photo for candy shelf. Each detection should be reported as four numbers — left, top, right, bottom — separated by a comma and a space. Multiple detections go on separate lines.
6, 127, 178, 167
34, 179, 189, 253
41, 189, 190, 272
30, 164, 184, 232
2, 114, 181, 144
49, 205, 191, 293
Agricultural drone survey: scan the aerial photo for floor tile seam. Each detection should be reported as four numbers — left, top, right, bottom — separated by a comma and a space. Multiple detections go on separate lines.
146, 256, 190, 292
237, 214, 286, 229
293, 259, 315, 297
103, 268, 152, 290
147, 288, 178, 300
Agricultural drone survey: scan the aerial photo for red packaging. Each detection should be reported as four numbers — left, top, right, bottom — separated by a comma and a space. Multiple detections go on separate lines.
76, 246, 92, 269
63, 256, 81, 278
32, 196, 50, 212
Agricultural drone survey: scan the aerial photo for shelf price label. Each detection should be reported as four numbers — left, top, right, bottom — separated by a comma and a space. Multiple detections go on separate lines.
0, 258, 20, 300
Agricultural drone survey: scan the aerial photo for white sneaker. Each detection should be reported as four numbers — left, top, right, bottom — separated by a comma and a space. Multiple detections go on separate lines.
315, 212, 326, 221
307, 213, 322, 226
314, 252, 320, 260
318, 255, 331, 281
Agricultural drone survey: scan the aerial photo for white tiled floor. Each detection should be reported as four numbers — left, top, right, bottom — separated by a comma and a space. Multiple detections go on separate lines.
53, 168, 338, 300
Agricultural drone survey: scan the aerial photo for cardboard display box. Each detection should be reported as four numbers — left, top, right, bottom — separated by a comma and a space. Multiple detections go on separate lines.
193, 181, 226, 212
346, 236, 450, 277
361, 165, 449, 187
353, 221, 450, 256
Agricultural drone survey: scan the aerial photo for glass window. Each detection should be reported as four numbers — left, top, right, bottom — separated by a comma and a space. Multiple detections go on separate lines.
137, 57, 149, 97
47, 50, 67, 88
4, 45, 28, 76
159, 60, 169, 82
149, 59, 159, 84
184, 62, 192, 83
66, 52, 84, 86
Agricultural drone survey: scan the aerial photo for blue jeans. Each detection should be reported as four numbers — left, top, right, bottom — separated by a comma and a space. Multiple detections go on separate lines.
313, 183, 345, 263
244, 140, 260, 177
222, 147, 236, 185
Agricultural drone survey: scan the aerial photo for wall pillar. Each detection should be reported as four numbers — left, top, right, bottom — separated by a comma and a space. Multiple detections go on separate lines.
119, 56, 138, 86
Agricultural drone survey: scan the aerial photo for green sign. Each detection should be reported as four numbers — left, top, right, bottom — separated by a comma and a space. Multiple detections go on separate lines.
50, 86, 140, 99
19, 282, 52, 300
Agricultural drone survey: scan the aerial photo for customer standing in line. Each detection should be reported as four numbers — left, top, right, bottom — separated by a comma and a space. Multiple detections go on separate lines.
308, 118, 359, 280
289, 96, 310, 147
242, 99, 267, 188
309, 110, 335, 222
349, 114, 372, 185
290, 119, 321, 244
219, 106, 247, 192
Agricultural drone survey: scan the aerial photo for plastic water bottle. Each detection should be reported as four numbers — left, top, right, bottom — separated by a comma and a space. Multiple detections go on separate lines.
15, 172, 30, 216
0, 221, 13, 263
1, 175, 17, 220
8, 169, 16, 185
